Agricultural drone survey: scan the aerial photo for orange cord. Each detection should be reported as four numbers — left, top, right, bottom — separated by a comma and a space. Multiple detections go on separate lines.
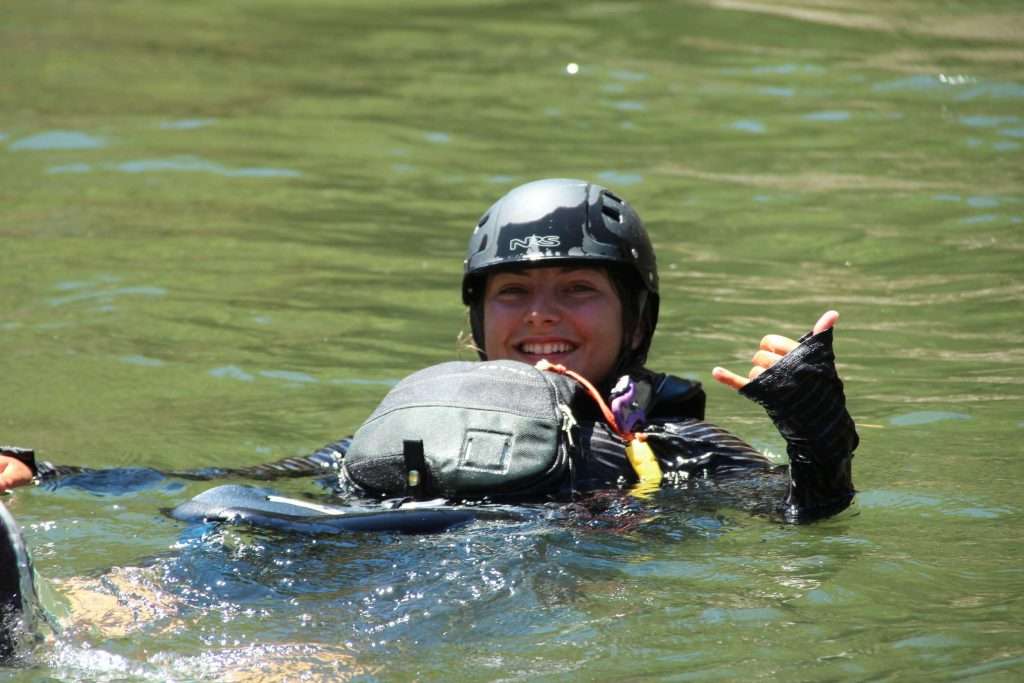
535, 360, 645, 443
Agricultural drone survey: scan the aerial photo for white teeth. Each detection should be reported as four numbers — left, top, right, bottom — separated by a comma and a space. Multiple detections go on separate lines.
521, 342, 575, 355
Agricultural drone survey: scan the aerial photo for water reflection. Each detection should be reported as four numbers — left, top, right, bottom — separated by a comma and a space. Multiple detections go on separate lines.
803, 110, 851, 122
730, 119, 766, 134
610, 100, 646, 111
48, 285, 167, 307
423, 132, 450, 144
759, 86, 795, 97
960, 115, 1020, 127
258, 370, 318, 384
47, 163, 93, 174
45, 157, 301, 177
210, 366, 255, 382
159, 119, 217, 130
120, 355, 166, 367
608, 69, 648, 82
115, 156, 300, 177
10, 131, 106, 150
888, 411, 971, 426
750, 63, 825, 75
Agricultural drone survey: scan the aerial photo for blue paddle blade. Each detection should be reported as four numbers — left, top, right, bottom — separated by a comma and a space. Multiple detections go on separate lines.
167, 484, 505, 535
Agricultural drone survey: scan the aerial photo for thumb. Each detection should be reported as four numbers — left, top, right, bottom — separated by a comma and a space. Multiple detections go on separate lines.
813, 310, 839, 335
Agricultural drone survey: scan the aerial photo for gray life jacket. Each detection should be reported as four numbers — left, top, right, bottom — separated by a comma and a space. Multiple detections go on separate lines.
342, 361, 585, 500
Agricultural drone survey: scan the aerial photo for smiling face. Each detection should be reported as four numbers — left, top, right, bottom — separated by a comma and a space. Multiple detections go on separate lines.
482, 265, 627, 384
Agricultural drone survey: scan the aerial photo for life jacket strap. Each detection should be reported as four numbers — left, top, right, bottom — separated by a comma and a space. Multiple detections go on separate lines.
403, 440, 428, 495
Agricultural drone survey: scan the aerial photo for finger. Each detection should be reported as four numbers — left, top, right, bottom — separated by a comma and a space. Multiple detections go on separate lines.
760, 334, 798, 356
748, 365, 766, 381
712, 366, 748, 391
813, 310, 839, 335
751, 349, 784, 369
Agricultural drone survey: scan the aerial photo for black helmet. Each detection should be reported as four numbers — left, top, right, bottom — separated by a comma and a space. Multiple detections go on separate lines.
462, 178, 660, 374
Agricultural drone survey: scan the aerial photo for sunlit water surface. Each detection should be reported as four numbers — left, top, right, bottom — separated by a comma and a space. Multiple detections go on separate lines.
2, 1, 1022, 680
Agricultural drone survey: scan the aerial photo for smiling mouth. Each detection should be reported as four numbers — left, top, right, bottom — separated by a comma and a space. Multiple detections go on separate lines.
518, 341, 577, 356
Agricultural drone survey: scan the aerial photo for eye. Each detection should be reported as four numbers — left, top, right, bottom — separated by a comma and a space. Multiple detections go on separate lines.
489, 280, 529, 298
565, 280, 599, 294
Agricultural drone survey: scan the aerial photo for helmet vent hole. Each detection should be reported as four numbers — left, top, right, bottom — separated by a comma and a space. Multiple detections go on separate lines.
601, 191, 625, 223
477, 213, 490, 229
601, 203, 622, 223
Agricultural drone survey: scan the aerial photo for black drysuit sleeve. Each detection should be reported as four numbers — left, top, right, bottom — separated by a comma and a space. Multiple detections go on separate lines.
25, 439, 352, 493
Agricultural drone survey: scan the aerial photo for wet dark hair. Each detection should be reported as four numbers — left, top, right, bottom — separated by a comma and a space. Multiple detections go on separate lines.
465, 262, 656, 388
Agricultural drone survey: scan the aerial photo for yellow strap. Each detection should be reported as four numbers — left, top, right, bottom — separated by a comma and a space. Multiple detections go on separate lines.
625, 437, 662, 498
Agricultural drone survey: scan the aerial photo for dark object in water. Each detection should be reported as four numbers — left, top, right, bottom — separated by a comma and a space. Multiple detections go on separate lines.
0, 500, 39, 665
167, 484, 531, 535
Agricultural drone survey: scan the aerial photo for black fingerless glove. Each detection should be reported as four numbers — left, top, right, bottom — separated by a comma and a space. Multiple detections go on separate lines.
739, 329, 858, 520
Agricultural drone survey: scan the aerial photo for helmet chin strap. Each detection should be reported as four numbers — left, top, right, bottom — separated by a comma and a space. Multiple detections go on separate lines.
606, 289, 651, 385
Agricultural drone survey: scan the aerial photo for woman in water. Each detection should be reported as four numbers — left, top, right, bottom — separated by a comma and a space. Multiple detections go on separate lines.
335, 178, 855, 519
1, 178, 857, 664
1, 178, 856, 522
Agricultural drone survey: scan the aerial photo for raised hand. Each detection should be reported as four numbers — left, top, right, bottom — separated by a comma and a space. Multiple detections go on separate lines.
711, 310, 839, 391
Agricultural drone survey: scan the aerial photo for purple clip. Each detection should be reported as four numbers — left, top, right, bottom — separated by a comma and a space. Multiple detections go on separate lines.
610, 377, 645, 433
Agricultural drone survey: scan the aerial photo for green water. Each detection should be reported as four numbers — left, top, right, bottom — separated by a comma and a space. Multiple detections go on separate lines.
2, 0, 1022, 680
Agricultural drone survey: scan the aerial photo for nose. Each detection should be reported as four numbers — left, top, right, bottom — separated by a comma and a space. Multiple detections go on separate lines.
524, 289, 560, 326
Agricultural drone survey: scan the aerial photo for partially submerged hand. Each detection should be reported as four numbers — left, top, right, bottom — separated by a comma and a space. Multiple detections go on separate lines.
0, 454, 34, 491
712, 310, 839, 391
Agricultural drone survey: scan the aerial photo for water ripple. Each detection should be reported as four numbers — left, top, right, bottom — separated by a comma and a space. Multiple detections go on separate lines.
888, 411, 971, 426
608, 68, 648, 82
209, 366, 255, 382
48, 163, 93, 174
258, 370, 319, 384
611, 100, 647, 111
10, 130, 107, 150
731, 119, 766, 134
159, 119, 217, 130
873, 75, 963, 94
759, 86, 795, 97
114, 156, 300, 177
423, 132, 451, 144
48, 286, 167, 307
955, 82, 1024, 101
803, 110, 851, 122
960, 115, 1019, 128
119, 355, 166, 367
751, 63, 824, 75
